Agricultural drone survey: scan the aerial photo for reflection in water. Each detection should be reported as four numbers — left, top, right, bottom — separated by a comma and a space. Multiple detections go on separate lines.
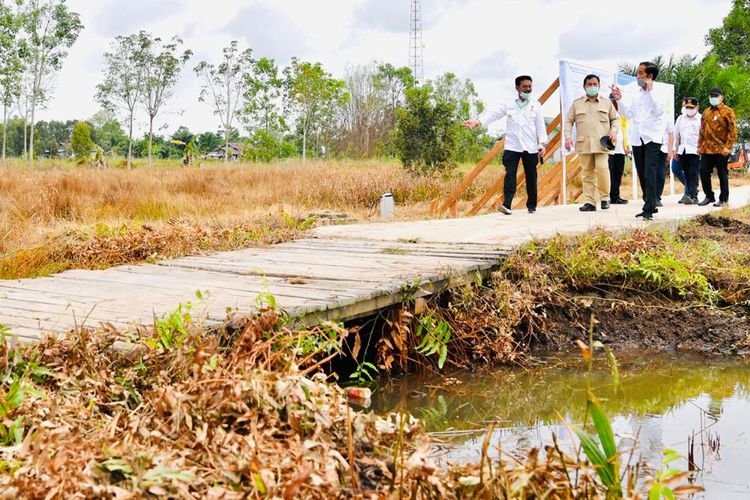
373, 352, 750, 499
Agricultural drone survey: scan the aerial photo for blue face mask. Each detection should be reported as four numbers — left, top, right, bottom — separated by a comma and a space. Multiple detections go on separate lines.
637, 78, 647, 88
519, 91, 531, 100
585, 86, 600, 97
709, 96, 722, 107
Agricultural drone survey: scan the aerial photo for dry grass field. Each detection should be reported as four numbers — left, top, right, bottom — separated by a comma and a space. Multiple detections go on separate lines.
3, 157, 747, 279
0, 158, 501, 278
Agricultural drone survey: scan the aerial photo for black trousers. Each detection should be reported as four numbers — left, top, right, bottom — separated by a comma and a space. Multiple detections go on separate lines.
656, 151, 668, 201
502, 150, 538, 210
608, 153, 625, 201
681, 154, 700, 200
632, 141, 661, 215
700, 154, 730, 203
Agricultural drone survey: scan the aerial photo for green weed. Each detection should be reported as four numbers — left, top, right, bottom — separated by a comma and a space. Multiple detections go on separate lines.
415, 313, 452, 369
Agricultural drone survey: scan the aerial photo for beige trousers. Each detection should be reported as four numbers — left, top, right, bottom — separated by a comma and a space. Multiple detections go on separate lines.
580, 153, 610, 205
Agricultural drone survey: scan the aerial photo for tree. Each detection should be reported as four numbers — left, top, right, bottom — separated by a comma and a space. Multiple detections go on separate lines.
195, 131, 223, 154
328, 63, 412, 158
0, 3, 22, 160
141, 34, 192, 166
194, 40, 253, 165
242, 56, 285, 135
71, 121, 94, 160
19, 0, 83, 168
96, 31, 150, 169
90, 109, 127, 153
706, 0, 750, 66
15, 70, 33, 160
432, 72, 484, 163
393, 83, 461, 175
284, 58, 348, 160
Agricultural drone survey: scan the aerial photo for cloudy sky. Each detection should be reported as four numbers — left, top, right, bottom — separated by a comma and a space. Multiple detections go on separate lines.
39, 0, 732, 136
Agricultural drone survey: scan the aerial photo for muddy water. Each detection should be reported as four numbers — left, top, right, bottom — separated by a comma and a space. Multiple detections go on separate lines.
372, 352, 750, 499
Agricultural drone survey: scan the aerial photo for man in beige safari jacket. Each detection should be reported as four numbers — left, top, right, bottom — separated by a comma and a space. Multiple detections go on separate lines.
564, 74, 620, 212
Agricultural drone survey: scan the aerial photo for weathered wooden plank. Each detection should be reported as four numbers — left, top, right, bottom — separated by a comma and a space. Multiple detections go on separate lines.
163, 246, 503, 269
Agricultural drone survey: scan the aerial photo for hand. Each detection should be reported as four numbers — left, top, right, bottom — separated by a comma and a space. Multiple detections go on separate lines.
673, 153, 680, 161
539, 146, 546, 157
721, 148, 731, 157
667, 152, 674, 164
608, 131, 617, 142
565, 139, 573, 151
625, 147, 631, 155
462, 120, 480, 129
609, 85, 622, 100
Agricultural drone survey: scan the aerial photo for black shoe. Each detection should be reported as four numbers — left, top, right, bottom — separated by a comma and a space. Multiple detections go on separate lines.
680, 196, 694, 205
579, 203, 596, 212
656, 200, 663, 207
497, 204, 512, 215
601, 200, 610, 210
698, 198, 715, 206
636, 212, 653, 220
713, 201, 726, 207
653, 208, 659, 213
611, 198, 629, 204
527, 207, 536, 213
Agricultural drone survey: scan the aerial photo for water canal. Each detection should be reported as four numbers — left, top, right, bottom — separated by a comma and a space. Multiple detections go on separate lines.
373, 351, 750, 498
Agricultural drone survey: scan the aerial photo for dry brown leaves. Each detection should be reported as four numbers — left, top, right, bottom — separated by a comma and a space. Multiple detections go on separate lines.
0, 315, 427, 498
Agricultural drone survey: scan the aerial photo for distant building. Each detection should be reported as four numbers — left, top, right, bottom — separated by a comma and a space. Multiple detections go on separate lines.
204, 142, 243, 161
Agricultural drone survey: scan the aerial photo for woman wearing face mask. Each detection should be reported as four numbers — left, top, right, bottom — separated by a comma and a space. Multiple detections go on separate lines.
674, 97, 702, 204
697, 87, 737, 207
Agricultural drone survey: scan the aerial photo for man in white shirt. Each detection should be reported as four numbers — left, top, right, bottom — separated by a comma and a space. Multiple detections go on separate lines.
674, 97, 702, 204
611, 62, 664, 221
463, 75, 548, 215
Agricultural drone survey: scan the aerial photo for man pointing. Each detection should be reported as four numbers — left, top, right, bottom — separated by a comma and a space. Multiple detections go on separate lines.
464, 75, 548, 215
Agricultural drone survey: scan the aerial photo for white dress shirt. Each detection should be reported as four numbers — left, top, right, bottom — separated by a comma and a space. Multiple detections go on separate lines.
674, 112, 702, 155
660, 118, 674, 154
480, 98, 548, 153
618, 87, 665, 145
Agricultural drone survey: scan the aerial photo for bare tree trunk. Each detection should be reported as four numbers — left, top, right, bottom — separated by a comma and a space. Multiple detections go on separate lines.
225, 81, 230, 166
2, 104, 7, 161
22, 119, 27, 161
224, 129, 229, 165
29, 103, 36, 169
147, 115, 153, 167
127, 110, 134, 169
302, 115, 307, 162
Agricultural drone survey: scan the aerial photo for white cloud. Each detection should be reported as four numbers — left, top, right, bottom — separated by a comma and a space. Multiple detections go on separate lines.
223, 3, 309, 62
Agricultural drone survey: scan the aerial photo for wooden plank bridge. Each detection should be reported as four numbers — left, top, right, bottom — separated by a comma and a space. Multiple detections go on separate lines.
2, 185, 748, 344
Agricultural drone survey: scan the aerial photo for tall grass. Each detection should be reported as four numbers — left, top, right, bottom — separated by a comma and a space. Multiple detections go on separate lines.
0, 159, 501, 278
